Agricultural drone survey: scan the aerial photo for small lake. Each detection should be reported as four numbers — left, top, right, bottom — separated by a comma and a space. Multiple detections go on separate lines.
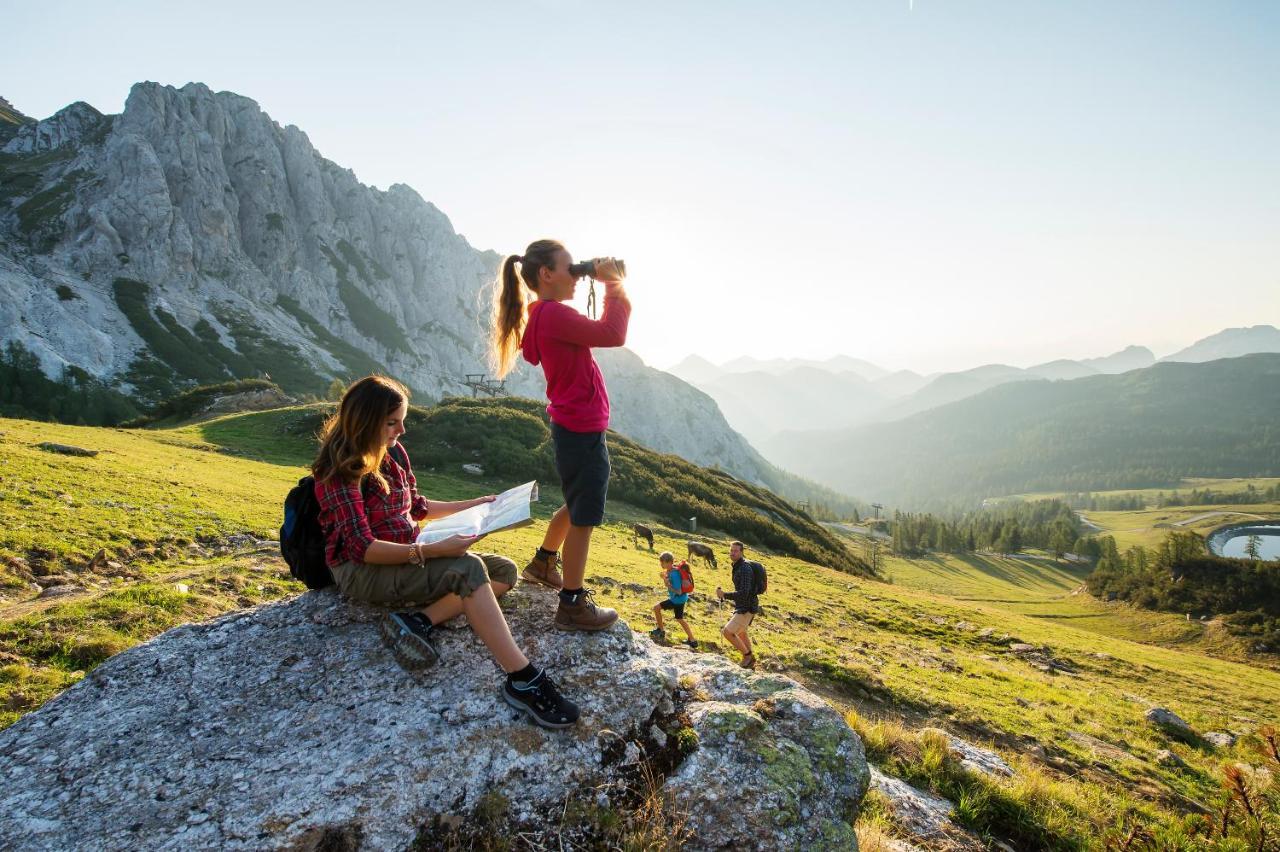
1208, 524, 1280, 560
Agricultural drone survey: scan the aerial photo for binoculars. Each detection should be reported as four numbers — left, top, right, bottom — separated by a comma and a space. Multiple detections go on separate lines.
569, 258, 626, 279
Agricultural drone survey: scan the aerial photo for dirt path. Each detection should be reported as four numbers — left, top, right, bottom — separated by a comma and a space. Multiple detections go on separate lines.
0, 546, 284, 622
1174, 510, 1266, 526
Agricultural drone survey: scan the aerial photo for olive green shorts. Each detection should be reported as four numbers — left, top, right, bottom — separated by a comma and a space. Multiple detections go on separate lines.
330, 552, 518, 607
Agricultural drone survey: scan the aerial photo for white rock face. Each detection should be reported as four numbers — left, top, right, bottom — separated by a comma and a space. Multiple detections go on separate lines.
0, 587, 868, 851
1, 101, 104, 154
0, 83, 768, 481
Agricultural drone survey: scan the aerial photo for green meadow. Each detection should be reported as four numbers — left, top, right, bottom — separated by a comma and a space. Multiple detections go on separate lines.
1, 410, 1278, 848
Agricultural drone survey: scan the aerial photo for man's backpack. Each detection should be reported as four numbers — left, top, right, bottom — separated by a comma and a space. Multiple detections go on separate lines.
280, 444, 409, 590
676, 560, 695, 594
748, 560, 768, 595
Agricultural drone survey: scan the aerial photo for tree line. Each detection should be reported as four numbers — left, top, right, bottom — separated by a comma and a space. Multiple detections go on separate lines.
889, 499, 1080, 557
1062, 482, 1280, 512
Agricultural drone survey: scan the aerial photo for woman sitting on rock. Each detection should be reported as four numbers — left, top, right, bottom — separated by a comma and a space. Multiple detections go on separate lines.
313, 375, 579, 729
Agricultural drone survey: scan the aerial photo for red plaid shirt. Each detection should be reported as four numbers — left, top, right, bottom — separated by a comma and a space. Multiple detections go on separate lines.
314, 442, 430, 568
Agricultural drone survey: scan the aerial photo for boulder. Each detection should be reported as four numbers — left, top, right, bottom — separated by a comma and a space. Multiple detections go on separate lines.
868, 767, 982, 850
0, 588, 868, 850
1204, 731, 1237, 749
36, 442, 99, 457
1145, 707, 1197, 742
918, 728, 1014, 778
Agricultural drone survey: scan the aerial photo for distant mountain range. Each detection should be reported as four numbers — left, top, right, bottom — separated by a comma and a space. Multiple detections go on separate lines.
670, 329, 1279, 446
763, 353, 1280, 507
1161, 325, 1280, 364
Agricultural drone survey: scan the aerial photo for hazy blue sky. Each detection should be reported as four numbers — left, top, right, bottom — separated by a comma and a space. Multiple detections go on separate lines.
6, 1, 1278, 373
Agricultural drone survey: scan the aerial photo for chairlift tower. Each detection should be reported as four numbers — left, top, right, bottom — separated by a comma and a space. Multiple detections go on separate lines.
463, 374, 508, 398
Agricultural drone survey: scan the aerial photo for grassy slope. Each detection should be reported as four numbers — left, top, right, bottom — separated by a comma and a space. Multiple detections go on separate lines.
1014, 476, 1280, 504
1082, 504, 1280, 551
1, 414, 1279, 846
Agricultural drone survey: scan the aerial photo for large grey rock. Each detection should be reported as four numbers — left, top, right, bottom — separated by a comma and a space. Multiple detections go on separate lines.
868, 767, 982, 851
1145, 707, 1197, 741
918, 727, 1014, 778
0, 82, 770, 483
1204, 731, 1237, 749
0, 587, 867, 850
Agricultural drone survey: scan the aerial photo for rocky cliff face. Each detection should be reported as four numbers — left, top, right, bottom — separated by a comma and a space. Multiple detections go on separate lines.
0, 587, 869, 850
0, 83, 768, 480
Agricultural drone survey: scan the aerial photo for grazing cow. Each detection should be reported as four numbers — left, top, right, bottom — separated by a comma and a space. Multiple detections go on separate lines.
687, 541, 717, 569
633, 523, 655, 550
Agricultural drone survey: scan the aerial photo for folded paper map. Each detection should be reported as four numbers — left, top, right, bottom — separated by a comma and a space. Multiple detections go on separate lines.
415, 481, 538, 545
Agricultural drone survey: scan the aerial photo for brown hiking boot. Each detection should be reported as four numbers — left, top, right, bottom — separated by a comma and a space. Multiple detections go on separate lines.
554, 590, 618, 632
522, 551, 563, 590
740, 653, 756, 670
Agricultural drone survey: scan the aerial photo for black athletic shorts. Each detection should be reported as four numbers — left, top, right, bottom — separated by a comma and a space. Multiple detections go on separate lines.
658, 599, 687, 619
551, 422, 610, 527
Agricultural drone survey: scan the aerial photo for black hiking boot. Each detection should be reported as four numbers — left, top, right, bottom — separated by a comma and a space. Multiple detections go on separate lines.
503, 669, 580, 729
379, 611, 440, 672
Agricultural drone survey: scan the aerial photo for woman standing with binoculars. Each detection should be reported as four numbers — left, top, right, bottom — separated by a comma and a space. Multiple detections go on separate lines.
491, 240, 630, 633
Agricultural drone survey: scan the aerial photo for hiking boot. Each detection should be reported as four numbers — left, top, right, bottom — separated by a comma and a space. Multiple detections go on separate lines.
379, 611, 440, 672
521, 551, 563, 590
649, 627, 667, 643
684, 639, 698, 649
554, 589, 618, 632
503, 669, 580, 729
740, 652, 756, 670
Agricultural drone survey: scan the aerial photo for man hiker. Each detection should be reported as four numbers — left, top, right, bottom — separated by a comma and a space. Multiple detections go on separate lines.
651, 551, 697, 648
716, 540, 761, 669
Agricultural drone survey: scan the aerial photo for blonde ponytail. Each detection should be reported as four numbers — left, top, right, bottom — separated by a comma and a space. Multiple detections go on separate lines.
488, 239, 566, 378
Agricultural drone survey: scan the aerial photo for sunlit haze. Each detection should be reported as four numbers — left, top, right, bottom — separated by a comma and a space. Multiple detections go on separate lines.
7, 0, 1277, 374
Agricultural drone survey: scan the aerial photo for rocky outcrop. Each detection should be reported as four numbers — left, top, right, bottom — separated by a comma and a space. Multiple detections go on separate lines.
1145, 707, 1198, 742
868, 768, 982, 851
917, 727, 1013, 778
196, 386, 294, 417
0, 587, 868, 850
0, 83, 770, 483
1, 101, 105, 154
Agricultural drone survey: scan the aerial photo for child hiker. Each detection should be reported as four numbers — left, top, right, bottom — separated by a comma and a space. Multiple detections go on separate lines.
490, 240, 630, 633
313, 375, 579, 729
651, 552, 697, 648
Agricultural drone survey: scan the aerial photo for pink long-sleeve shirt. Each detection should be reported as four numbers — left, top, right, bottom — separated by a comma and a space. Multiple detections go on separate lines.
521, 286, 631, 432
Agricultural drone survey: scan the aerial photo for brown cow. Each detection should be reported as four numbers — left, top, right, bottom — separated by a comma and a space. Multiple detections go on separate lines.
687, 541, 717, 569
633, 523, 655, 550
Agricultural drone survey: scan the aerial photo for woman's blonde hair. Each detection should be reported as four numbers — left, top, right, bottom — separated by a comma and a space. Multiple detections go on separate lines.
490, 239, 565, 378
312, 375, 409, 491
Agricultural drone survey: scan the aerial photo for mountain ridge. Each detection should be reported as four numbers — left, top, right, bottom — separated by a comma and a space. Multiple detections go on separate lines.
0, 82, 774, 484
763, 353, 1280, 506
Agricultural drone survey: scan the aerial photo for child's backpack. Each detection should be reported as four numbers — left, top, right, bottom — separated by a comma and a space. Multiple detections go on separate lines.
676, 560, 695, 594
280, 475, 332, 589
281, 444, 409, 590
748, 560, 768, 595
